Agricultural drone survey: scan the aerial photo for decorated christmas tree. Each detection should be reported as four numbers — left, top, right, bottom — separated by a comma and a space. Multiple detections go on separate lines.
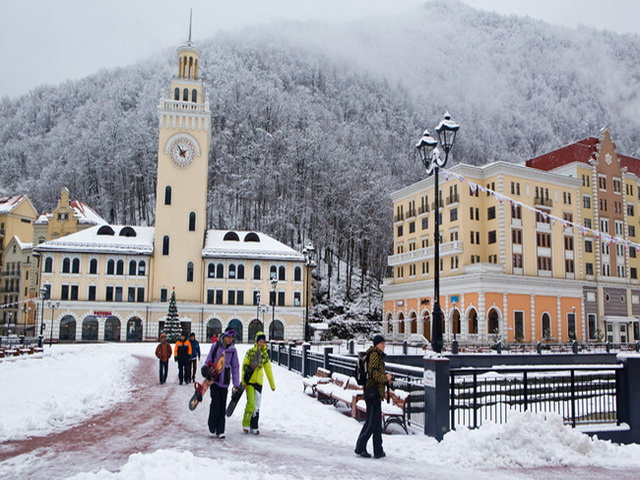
164, 288, 182, 343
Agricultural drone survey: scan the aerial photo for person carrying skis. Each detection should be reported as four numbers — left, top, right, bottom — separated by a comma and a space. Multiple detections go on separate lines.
174, 332, 192, 385
241, 331, 275, 434
155, 333, 172, 384
205, 328, 240, 438
354, 334, 393, 459
189, 332, 201, 385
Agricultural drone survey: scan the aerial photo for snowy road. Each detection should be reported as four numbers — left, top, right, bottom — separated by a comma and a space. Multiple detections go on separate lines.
1, 344, 640, 479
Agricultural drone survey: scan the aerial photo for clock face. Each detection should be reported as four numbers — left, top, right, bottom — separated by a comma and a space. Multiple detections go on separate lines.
169, 138, 196, 168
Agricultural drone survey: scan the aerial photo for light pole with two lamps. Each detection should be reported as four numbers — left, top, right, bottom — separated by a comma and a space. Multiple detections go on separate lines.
416, 112, 460, 354
302, 243, 316, 342
48, 300, 60, 347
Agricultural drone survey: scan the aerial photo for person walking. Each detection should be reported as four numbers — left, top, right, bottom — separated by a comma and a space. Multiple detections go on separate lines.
189, 332, 201, 385
155, 333, 172, 384
174, 332, 192, 385
241, 331, 275, 435
205, 328, 240, 438
355, 334, 393, 459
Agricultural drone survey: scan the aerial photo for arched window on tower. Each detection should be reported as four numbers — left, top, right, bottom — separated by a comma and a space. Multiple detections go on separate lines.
191, 89, 197, 102
174, 87, 180, 100
163, 236, 170, 256
164, 186, 172, 205
183, 88, 189, 101
189, 212, 196, 231
186, 262, 194, 282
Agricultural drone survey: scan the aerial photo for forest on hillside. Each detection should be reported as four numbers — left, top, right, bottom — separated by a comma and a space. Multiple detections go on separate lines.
1, 0, 640, 320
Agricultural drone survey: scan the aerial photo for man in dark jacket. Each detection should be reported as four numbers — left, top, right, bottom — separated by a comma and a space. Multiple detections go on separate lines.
355, 334, 392, 459
189, 332, 201, 384
155, 333, 172, 384
174, 333, 192, 385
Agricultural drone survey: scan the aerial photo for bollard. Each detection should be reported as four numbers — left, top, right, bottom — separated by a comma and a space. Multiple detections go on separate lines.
606, 341, 611, 353
348, 339, 355, 355
496, 342, 503, 355
403, 340, 408, 355
302, 343, 310, 377
323, 346, 333, 371
451, 340, 459, 355
635, 341, 640, 353
536, 342, 542, 355
572, 340, 579, 354
288, 342, 295, 371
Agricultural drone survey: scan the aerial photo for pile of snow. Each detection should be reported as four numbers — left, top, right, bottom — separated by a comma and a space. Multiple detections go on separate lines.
0, 344, 140, 442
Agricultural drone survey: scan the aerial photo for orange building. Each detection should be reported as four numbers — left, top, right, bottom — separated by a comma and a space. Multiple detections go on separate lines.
382, 128, 640, 344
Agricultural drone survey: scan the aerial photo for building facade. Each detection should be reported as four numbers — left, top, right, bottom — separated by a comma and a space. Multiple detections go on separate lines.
33, 36, 309, 343
382, 128, 640, 344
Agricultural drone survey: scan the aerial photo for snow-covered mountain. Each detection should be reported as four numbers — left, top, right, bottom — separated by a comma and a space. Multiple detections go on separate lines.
1, 0, 639, 324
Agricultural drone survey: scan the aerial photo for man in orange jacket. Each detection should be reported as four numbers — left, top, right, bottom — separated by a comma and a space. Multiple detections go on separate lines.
155, 333, 172, 384
174, 332, 193, 385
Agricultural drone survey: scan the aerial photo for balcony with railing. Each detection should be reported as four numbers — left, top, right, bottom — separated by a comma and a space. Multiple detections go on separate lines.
446, 193, 460, 205
406, 208, 417, 219
534, 196, 553, 208
394, 213, 404, 223
387, 241, 464, 266
418, 205, 429, 215
431, 198, 444, 210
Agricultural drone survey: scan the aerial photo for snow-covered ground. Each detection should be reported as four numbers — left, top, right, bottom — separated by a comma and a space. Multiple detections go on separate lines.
1, 343, 640, 479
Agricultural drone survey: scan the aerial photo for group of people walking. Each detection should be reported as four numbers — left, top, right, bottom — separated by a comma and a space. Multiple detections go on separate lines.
155, 329, 275, 438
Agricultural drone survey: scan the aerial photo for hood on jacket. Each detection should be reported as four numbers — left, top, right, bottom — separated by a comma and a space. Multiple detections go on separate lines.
254, 331, 266, 344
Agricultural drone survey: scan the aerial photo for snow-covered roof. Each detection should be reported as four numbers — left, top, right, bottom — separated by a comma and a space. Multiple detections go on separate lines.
202, 230, 304, 262
35, 200, 106, 225
0, 195, 27, 214
35, 224, 154, 255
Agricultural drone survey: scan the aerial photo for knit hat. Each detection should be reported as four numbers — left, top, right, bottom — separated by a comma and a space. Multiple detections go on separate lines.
255, 331, 266, 343
372, 334, 385, 347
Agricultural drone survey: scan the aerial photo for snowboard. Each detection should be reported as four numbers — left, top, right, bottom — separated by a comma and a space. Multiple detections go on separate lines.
225, 384, 245, 417
189, 352, 225, 411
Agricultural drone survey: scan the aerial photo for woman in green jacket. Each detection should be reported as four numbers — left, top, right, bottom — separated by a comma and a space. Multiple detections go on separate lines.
241, 331, 276, 434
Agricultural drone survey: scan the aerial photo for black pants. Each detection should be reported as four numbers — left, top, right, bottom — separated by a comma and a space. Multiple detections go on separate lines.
159, 360, 168, 384
208, 384, 229, 435
190, 359, 198, 383
178, 360, 190, 384
355, 387, 383, 456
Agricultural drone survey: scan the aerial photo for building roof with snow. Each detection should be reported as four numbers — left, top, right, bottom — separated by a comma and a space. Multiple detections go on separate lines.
202, 230, 304, 262
35, 224, 154, 255
0, 195, 30, 214
35, 200, 106, 226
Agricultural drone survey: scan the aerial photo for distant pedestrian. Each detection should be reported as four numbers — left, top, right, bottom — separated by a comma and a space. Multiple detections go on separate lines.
355, 334, 392, 459
174, 332, 192, 385
189, 332, 201, 384
155, 333, 172, 384
206, 328, 240, 438
241, 331, 275, 435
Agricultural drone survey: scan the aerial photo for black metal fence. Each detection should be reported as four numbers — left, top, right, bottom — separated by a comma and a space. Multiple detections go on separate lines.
450, 365, 621, 429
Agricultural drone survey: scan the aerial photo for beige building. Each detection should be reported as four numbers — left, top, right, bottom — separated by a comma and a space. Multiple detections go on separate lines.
383, 128, 640, 345
34, 37, 309, 343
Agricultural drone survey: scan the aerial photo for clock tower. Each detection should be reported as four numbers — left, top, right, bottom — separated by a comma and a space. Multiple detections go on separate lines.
153, 30, 211, 302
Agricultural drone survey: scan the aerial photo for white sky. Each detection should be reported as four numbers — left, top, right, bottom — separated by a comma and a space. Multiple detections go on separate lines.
1, 0, 639, 98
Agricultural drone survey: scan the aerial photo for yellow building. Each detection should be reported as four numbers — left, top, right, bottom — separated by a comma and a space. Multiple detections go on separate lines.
34, 35, 308, 343
382, 128, 640, 345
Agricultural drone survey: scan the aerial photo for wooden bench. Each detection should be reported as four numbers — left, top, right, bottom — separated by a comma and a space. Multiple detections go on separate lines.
302, 367, 331, 397
356, 388, 410, 434
330, 377, 363, 416
316, 372, 350, 405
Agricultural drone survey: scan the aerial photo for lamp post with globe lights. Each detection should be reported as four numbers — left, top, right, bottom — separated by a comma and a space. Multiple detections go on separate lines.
302, 243, 316, 342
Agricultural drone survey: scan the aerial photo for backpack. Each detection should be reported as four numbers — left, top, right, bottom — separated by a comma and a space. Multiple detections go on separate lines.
355, 351, 369, 386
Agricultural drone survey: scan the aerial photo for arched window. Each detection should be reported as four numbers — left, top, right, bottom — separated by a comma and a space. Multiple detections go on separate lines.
410, 312, 418, 334
44, 257, 53, 273
237, 265, 245, 279
208, 263, 215, 278
398, 312, 405, 335
116, 259, 124, 275
294, 266, 302, 282
488, 309, 500, 335
71, 258, 80, 274
191, 89, 197, 102
164, 186, 172, 205
422, 311, 431, 340
162, 236, 170, 256
468, 309, 478, 334
62, 258, 70, 273
542, 313, 552, 340
229, 264, 236, 279
452, 309, 461, 335
107, 259, 115, 275
189, 212, 196, 231
138, 260, 146, 276
89, 258, 98, 274
278, 265, 286, 281
183, 88, 189, 101
186, 262, 194, 282
253, 265, 261, 280
174, 87, 180, 100
270, 265, 277, 279
216, 263, 224, 278
129, 260, 137, 276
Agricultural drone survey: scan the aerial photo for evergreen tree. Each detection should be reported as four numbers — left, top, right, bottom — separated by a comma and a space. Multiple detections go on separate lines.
164, 289, 182, 342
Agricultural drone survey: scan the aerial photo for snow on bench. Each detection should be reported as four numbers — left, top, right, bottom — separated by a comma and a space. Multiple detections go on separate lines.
356, 389, 410, 434
302, 367, 331, 397
316, 372, 351, 405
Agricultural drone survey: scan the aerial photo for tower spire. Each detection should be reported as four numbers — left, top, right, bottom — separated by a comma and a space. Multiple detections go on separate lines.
188, 8, 193, 44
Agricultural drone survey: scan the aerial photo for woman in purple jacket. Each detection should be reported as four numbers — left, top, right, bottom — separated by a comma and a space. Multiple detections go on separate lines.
205, 328, 240, 438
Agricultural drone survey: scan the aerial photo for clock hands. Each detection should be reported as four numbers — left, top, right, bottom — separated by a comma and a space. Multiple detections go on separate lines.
177, 145, 187, 157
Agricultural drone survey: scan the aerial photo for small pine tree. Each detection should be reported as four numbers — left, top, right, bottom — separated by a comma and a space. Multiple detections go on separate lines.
164, 289, 182, 343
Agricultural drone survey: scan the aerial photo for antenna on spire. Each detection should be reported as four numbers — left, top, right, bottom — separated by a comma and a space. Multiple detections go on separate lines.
188, 8, 193, 44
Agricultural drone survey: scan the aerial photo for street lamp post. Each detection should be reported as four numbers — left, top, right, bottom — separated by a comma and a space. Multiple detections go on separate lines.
270, 278, 278, 339
48, 300, 60, 347
256, 291, 261, 323
302, 243, 316, 342
416, 112, 460, 354
39, 287, 47, 347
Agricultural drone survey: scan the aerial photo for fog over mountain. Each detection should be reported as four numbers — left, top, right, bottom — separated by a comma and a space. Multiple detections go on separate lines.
1, 0, 639, 315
